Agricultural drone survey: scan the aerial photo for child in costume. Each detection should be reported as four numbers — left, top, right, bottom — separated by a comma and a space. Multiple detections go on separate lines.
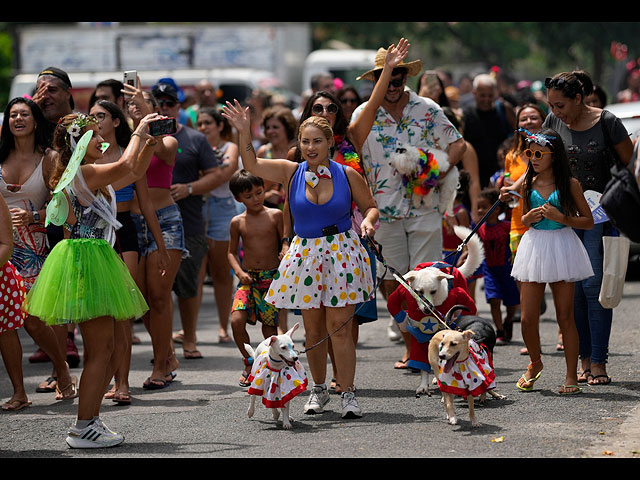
227, 169, 283, 388
23, 111, 162, 448
476, 187, 520, 344
510, 128, 594, 395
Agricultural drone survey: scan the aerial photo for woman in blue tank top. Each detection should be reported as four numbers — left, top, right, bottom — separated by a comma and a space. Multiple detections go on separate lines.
222, 102, 378, 420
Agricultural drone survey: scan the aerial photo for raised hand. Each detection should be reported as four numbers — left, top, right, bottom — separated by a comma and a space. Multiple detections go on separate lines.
385, 38, 410, 69
221, 100, 251, 135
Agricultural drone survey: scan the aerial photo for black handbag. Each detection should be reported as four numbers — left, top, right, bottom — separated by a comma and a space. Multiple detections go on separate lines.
599, 113, 640, 242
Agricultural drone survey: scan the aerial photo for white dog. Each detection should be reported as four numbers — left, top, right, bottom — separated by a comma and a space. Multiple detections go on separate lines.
244, 323, 308, 429
389, 144, 459, 215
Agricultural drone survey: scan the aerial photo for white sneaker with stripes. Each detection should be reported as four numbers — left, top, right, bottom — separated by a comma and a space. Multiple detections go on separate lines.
65, 419, 124, 448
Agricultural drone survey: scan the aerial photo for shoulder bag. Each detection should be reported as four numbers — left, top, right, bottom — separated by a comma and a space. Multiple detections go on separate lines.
599, 111, 640, 242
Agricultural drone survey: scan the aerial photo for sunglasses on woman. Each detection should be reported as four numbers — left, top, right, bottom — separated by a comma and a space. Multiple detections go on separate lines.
311, 103, 338, 115
523, 149, 553, 160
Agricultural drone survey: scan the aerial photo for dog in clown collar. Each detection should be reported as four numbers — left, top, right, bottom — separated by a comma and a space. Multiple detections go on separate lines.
244, 322, 308, 429
389, 144, 459, 215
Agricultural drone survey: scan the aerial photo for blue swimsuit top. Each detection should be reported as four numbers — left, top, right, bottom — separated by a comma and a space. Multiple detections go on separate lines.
289, 160, 352, 238
530, 189, 565, 230
115, 183, 135, 203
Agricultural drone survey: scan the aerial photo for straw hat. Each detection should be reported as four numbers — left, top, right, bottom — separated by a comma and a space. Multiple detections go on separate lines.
357, 47, 423, 82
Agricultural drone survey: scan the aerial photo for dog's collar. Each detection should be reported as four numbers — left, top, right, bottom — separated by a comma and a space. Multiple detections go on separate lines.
267, 355, 284, 372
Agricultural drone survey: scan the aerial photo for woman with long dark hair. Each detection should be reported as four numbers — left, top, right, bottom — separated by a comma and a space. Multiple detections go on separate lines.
0, 97, 76, 401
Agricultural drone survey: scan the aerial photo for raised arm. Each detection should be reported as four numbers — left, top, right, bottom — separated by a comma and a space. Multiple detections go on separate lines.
348, 38, 410, 152
222, 100, 297, 185
83, 113, 161, 191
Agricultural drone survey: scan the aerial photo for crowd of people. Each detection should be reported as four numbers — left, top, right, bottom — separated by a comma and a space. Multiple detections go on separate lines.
1, 37, 639, 448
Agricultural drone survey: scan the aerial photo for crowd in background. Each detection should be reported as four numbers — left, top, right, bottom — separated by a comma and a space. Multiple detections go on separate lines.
1, 42, 639, 447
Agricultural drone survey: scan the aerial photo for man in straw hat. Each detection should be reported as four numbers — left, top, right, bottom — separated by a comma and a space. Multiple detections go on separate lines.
351, 44, 466, 364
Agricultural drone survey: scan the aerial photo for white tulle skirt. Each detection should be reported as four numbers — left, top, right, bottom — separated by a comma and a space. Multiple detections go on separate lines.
511, 227, 594, 284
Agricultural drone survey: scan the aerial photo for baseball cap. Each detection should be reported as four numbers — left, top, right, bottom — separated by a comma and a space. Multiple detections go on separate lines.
154, 78, 184, 102
38, 66, 75, 109
151, 82, 180, 103
38, 67, 73, 89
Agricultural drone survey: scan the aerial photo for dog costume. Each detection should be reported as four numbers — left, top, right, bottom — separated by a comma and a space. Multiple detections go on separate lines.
247, 350, 308, 408
387, 261, 477, 372
436, 338, 496, 399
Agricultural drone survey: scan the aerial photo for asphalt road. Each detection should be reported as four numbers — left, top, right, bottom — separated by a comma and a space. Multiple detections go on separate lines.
1, 263, 640, 460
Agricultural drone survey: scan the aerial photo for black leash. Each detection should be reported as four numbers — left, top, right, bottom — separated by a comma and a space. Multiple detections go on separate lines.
442, 196, 515, 268
300, 236, 377, 355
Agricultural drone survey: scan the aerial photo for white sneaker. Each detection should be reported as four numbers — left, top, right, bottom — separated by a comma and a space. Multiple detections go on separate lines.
304, 384, 330, 414
341, 391, 362, 419
387, 318, 402, 342
65, 419, 124, 449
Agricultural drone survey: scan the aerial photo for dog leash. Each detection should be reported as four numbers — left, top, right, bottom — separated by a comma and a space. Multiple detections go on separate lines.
442, 195, 516, 268
361, 235, 453, 331
300, 236, 378, 355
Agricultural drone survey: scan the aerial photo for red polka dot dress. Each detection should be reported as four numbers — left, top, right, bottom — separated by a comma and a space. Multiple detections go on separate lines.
0, 262, 26, 334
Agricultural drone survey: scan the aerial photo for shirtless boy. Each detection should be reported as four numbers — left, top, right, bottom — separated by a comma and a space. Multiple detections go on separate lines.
228, 169, 285, 387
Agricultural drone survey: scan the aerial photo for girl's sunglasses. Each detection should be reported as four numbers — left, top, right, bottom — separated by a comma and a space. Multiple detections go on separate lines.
311, 103, 338, 115
523, 149, 553, 160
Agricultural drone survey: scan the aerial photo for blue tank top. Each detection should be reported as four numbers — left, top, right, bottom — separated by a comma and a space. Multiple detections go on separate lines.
529, 189, 565, 230
115, 183, 135, 203
289, 160, 352, 238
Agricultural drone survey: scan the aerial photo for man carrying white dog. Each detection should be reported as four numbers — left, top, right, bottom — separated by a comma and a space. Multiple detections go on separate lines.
352, 46, 466, 367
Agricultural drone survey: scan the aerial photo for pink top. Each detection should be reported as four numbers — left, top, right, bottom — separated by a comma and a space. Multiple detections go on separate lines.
146, 154, 174, 189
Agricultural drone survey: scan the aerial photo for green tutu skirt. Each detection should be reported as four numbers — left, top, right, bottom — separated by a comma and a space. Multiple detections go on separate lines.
23, 238, 149, 326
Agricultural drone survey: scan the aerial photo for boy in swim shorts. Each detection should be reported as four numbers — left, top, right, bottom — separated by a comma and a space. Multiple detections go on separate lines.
227, 170, 285, 387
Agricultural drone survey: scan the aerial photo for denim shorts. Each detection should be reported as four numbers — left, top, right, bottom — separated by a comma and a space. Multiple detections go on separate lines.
203, 195, 238, 242
132, 204, 188, 258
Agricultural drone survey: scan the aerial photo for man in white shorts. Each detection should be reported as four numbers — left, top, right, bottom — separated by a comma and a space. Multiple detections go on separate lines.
351, 47, 466, 360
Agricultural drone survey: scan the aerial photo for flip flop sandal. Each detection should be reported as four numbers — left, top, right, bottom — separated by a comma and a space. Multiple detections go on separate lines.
394, 359, 409, 369
143, 377, 170, 390
113, 392, 132, 405
577, 369, 591, 383
516, 370, 542, 392
588, 374, 612, 385
36, 376, 57, 393
558, 384, 582, 395
55, 376, 78, 400
239, 372, 251, 388
2, 399, 32, 411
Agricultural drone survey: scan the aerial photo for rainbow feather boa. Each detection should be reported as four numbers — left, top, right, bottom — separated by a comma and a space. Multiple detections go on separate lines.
334, 135, 363, 174
400, 148, 440, 196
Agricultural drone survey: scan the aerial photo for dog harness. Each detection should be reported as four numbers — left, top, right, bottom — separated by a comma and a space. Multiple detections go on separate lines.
247, 350, 308, 408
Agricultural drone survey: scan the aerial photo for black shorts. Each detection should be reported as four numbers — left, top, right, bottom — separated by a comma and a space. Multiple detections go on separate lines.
114, 211, 141, 255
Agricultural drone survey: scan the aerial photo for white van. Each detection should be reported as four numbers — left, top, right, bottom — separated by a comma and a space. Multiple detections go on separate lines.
8, 67, 294, 113
302, 49, 377, 96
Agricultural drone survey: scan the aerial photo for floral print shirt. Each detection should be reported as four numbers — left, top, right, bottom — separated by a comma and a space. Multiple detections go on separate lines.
351, 90, 462, 222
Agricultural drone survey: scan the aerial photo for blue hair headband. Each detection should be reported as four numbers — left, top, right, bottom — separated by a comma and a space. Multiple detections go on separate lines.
518, 128, 556, 148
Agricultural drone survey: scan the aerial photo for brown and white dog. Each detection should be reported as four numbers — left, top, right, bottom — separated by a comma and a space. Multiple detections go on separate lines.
428, 328, 505, 428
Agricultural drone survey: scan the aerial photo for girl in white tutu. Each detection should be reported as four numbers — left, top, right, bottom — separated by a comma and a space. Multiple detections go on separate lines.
222, 101, 378, 419
511, 128, 594, 395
